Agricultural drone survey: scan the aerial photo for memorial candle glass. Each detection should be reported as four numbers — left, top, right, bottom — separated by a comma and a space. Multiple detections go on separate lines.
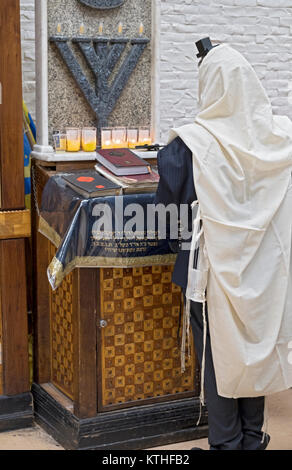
138, 126, 151, 146
112, 127, 127, 148
53, 133, 67, 152
82, 127, 97, 152
127, 128, 138, 148
66, 128, 81, 152
101, 128, 112, 149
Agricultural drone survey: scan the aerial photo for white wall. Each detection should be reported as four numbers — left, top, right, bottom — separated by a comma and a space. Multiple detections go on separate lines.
20, 0, 35, 118
20, 0, 292, 139
159, 0, 292, 141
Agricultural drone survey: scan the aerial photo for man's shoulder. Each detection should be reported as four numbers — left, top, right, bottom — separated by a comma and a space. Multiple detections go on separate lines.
158, 136, 192, 160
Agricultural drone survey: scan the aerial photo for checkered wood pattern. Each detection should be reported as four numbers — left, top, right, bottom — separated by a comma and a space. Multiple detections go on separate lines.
100, 266, 195, 408
49, 244, 74, 399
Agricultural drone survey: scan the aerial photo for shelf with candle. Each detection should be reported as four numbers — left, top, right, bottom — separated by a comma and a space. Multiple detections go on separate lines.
127, 128, 138, 149
101, 128, 112, 149
66, 128, 81, 152
101, 127, 152, 149
50, 127, 98, 160
112, 127, 127, 148
82, 127, 97, 152
138, 126, 152, 146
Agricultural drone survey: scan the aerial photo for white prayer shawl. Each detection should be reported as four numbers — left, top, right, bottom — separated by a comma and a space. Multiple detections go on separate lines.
169, 44, 292, 398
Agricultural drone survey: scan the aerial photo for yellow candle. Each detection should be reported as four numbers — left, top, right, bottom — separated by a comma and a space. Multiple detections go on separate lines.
138, 127, 151, 146
127, 128, 138, 148
66, 128, 81, 152
82, 140, 96, 152
67, 139, 81, 152
112, 127, 126, 148
82, 127, 97, 152
139, 22, 144, 36
57, 23, 62, 34
103, 140, 112, 149
112, 139, 124, 149
118, 21, 123, 35
139, 138, 151, 146
80, 23, 85, 34
101, 128, 112, 149
59, 136, 67, 151
99, 22, 103, 35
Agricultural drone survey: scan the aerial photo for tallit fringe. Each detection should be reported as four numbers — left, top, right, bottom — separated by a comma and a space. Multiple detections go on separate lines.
181, 199, 209, 426
196, 298, 207, 426
261, 397, 269, 445
181, 299, 191, 374
180, 297, 207, 427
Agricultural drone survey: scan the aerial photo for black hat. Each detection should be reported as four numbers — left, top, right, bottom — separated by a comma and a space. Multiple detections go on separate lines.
196, 37, 214, 59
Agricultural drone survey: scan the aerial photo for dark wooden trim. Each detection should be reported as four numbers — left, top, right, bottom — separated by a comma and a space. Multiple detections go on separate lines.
96, 268, 103, 413
31, 163, 51, 384
73, 268, 98, 418
0, 239, 30, 395
97, 390, 196, 413
32, 383, 208, 450
32, 233, 52, 384
0, 392, 33, 433
0, 0, 25, 210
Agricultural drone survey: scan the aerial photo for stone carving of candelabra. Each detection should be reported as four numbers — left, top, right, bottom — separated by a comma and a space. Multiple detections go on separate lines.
50, 33, 150, 130
78, 0, 125, 8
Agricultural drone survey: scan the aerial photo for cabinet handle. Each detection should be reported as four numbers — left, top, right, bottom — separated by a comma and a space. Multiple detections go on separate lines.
99, 319, 108, 328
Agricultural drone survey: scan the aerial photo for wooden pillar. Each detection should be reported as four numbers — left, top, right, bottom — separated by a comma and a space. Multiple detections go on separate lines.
0, 239, 30, 395
0, 0, 25, 210
0, 1, 33, 430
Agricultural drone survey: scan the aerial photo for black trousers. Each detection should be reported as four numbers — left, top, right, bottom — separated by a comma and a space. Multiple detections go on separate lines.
190, 300, 266, 450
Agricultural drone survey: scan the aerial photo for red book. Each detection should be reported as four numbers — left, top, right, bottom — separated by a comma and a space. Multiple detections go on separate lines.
95, 164, 159, 194
96, 148, 150, 175
62, 171, 120, 198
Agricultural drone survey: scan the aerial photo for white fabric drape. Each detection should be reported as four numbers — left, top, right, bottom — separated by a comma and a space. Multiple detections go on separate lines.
169, 44, 292, 398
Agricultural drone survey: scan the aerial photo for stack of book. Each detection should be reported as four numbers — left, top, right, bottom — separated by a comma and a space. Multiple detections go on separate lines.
62, 148, 159, 198
95, 148, 159, 194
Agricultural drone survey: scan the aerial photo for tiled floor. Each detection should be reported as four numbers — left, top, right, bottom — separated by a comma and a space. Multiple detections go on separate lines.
0, 389, 291, 450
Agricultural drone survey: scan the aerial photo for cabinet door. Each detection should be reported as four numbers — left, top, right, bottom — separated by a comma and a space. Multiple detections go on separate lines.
0, 0, 24, 210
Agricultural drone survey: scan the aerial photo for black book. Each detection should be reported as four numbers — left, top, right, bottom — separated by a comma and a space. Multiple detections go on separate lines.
62, 170, 121, 198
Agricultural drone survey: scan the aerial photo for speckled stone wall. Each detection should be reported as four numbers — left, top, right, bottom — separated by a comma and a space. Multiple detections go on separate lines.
47, 0, 152, 141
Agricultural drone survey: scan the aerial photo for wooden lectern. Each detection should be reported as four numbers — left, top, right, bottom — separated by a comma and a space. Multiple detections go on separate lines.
31, 161, 208, 449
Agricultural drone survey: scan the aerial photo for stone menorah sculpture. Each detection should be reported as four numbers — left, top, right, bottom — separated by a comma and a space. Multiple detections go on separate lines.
50, 35, 150, 130
78, 0, 125, 8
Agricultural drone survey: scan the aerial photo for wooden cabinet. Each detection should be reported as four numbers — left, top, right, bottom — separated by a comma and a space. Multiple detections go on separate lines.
0, 0, 33, 432
32, 162, 208, 449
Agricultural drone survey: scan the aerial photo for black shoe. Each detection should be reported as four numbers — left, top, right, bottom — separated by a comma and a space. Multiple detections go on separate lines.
258, 433, 270, 450
190, 447, 205, 450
